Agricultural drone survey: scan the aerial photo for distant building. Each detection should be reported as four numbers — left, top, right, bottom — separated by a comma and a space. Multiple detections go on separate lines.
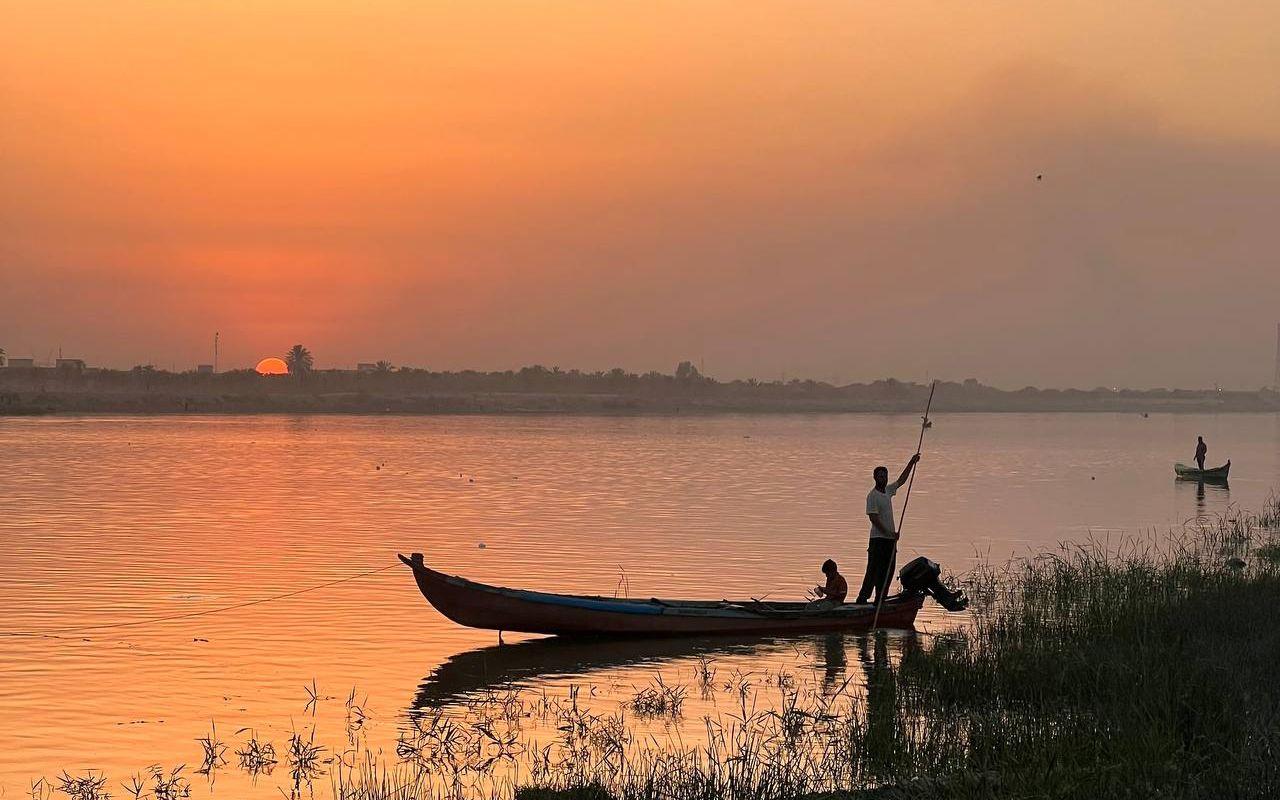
55, 358, 86, 371
6, 358, 35, 368
357, 362, 379, 372
196, 364, 214, 374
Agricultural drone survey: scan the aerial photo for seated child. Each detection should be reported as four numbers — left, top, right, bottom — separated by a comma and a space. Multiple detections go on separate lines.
814, 558, 848, 604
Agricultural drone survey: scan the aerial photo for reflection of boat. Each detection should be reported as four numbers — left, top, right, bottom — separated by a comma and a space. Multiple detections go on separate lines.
413, 634, 774, 708
1177, 474, 1229, 516
1174, 460, 1231, 481
398, 553, 924, 636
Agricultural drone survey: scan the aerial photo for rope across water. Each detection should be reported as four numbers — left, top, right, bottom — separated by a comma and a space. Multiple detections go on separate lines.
0, 562, 400, 638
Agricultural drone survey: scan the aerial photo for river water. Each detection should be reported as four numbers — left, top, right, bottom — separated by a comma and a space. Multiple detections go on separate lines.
2, 413, 1277, 795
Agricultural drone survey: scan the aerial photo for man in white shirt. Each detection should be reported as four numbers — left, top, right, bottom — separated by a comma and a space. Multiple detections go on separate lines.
854, 452, 920, 605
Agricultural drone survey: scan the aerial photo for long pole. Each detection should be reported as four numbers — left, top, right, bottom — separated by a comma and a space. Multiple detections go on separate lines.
871, 379, 936, 630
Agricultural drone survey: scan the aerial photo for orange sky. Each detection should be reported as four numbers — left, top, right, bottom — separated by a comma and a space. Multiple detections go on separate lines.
3, 1, 1279, 387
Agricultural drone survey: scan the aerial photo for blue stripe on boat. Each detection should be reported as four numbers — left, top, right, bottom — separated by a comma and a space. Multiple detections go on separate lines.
512, 589, 664, 615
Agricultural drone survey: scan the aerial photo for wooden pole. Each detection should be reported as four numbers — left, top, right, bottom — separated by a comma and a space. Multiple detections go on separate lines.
871, 379, 936, 631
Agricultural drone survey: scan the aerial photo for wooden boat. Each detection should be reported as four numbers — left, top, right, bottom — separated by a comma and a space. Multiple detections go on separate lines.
398, 553, 924, 636
1174, 460, 1231, 481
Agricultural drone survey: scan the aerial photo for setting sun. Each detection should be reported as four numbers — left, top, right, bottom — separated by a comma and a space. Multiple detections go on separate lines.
255, 357, 288, 375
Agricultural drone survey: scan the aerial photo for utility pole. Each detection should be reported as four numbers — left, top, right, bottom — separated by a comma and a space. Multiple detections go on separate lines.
214, 331, 219, 373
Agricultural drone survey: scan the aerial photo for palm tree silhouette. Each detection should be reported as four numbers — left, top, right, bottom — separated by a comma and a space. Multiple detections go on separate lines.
285, 344, 314, 376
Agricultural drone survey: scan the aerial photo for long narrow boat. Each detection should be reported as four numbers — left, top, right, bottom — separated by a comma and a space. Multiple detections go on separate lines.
398, 553, 924, 636
1174, 460, 1231, 481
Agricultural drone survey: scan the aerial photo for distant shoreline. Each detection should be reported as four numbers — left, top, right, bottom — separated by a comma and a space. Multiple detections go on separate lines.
4, 366, 1279, 415
4, 389, 1280, 416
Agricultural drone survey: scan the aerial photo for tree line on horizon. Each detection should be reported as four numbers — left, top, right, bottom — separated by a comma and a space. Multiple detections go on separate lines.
4, 350, 1278, 404
6, 343, 1278, 398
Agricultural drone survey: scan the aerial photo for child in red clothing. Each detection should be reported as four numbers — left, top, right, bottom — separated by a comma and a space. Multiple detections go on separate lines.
814, 558, 848, 604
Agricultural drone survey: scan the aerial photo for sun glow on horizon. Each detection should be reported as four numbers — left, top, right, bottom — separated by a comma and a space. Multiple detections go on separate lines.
255, 357, 288, 375
5, 3, 1280, 387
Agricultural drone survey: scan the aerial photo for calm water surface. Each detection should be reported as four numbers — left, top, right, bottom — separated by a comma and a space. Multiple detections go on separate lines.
2, 413, 1277, 794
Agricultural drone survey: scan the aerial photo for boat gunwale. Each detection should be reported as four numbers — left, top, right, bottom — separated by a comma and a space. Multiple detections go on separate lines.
1173, 459, 1231, 478
399, 553, 922, 621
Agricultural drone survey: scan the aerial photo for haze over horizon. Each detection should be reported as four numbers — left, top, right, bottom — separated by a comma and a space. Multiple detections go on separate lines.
4, 2, 1279, 389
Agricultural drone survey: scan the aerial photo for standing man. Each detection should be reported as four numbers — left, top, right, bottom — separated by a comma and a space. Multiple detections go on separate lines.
854, 453, 920, 605
1195, 436, 1207, 471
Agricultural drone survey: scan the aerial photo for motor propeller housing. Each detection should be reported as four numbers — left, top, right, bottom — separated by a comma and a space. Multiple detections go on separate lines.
899, 556, 969, 611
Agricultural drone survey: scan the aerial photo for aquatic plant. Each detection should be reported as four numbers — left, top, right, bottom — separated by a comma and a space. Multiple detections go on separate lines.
30, 777, 53, 800
120, 774, 146, 800
195, 722, 226, 775
691, 656, 716, 692
1254, 491, 1280, 529
625, 674, 685, 719
54, 771, 110, 800
145, 765, 190, 800
234, 730, 278, 776
287, 728, 328, 784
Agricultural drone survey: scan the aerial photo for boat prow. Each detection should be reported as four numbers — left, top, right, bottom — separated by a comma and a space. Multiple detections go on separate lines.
397, 552, 927, 637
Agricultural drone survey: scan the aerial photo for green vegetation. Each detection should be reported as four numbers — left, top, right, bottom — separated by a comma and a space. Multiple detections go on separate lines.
35, 504, 1280, 800
872, 527, 1280, 798
495, 515, 1280, 800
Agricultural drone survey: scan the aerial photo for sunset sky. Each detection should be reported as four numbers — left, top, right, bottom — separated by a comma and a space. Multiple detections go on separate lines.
3, 1, 1279, 388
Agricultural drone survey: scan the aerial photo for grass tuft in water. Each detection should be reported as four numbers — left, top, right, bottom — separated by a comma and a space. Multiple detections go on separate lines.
195, 721, 226, 775
626, 674, 686, 719
54, 771, 110, 800
234, 729, 278, 777
287, 728, 328, 785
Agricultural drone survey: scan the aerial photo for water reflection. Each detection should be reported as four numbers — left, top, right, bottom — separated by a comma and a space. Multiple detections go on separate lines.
1175, 478, 1230, 518
857, 633, 897, 770
411, 629, 925, 714
412, 635, 779, 709
820, 633, 848, 692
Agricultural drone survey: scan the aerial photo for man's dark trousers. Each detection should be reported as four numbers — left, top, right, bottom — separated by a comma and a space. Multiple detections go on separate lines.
856, 538, 896, 603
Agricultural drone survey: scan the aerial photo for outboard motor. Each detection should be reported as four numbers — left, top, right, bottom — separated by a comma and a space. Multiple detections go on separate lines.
899, 556, 969, 611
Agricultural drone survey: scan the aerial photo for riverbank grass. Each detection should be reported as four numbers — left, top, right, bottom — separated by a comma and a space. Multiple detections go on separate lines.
512, 511, 1280, 800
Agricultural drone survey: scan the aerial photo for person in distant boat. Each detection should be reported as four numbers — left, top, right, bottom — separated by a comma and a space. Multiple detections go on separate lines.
855, 453, 920, 605
814, 559, 848, 604
1195, 436, 1207, 471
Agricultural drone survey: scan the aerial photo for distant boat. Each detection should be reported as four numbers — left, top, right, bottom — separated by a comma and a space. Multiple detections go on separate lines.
398, 553, 925, 636
1174, 460, 1231, 481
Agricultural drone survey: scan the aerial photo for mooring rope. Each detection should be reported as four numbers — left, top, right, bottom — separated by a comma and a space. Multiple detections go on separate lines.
0, 562, 400, 638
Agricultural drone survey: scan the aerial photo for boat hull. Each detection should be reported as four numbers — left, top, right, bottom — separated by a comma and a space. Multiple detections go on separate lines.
1174, 460, 1230, 481
398, 553, 924, 636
